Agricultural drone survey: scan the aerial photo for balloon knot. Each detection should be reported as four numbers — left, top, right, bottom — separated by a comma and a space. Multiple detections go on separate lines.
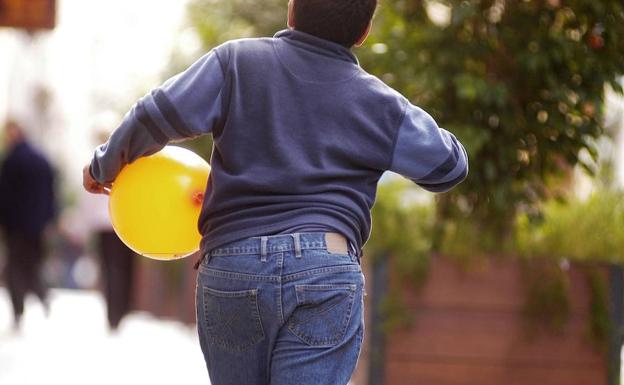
191, 190, 205, 206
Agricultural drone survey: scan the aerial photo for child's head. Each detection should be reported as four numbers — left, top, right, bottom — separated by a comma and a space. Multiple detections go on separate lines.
288, 0, 377, 47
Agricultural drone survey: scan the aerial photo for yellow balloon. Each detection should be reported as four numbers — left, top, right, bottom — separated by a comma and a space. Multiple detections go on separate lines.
108, 146, 210, 260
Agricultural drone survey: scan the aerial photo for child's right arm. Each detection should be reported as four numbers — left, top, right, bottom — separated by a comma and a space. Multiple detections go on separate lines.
388, 103, 468, 192
86, 49, 226, 189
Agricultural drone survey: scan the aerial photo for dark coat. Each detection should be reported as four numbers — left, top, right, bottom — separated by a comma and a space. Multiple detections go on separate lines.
0, 141, 55, 235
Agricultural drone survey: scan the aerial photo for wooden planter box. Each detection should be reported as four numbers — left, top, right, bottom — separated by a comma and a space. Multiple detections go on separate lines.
364, 255, 614, 385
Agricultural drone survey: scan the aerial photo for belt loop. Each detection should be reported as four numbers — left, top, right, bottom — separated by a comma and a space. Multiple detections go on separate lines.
293, 233, 302, 259
349, 242, 362, 265
261, 236, 268, 262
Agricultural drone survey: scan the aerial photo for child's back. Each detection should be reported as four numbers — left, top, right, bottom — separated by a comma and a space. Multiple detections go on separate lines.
84, 1, 467, 384
90, 29, 467, 256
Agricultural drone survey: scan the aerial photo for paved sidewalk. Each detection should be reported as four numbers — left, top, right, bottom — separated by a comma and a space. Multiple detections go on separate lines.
0, 288, 209, 385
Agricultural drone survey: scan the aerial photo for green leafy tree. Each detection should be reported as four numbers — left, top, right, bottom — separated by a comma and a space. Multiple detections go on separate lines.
359, 0, 624, 244
187, 0, 286, 49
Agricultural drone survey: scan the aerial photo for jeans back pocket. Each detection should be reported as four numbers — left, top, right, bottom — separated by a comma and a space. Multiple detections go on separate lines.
288, 284, 357, 347
202, 287, 265, 353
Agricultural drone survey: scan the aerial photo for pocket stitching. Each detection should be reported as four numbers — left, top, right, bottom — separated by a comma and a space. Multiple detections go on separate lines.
295, 284, 356, 292
283, 265, 361, 282
287, 286, 357, 347
204, 287, 259, 297
202, 286, 265, 353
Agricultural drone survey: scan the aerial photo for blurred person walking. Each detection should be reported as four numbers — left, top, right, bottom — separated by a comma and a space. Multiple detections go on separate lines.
90, 129, 137, 330
0, 120, 56, 329
97, 227, 135, 330
64, 190, 136, 330
61, 129, 137, 330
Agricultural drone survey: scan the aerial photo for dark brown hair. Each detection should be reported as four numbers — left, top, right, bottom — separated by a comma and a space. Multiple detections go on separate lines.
293, 0, 377, 47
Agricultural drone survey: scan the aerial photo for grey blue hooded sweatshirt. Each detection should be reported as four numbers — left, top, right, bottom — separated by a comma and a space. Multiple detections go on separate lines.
90, 29, 468, 256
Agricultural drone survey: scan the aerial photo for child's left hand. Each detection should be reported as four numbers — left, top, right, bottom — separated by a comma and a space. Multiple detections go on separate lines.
82, 164, 111, 195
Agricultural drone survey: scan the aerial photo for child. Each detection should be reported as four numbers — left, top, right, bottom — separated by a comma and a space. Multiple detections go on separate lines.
83, 0, 468, 383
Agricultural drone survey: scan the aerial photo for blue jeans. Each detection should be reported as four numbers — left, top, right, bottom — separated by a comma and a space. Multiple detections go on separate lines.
196, 233, 365, 385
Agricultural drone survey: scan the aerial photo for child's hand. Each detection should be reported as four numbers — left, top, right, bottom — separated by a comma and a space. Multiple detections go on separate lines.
82, 164, 111, 195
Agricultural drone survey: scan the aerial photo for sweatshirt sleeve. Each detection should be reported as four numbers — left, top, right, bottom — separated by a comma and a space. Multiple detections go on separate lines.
90, 49, 226, 184
389, 103, 468, 193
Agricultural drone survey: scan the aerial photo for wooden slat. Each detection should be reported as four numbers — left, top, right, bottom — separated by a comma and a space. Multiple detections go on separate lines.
385, 256, 608, 385
386, 309, 604, 365
401, 256, 593, 312
385, 361, 606, 385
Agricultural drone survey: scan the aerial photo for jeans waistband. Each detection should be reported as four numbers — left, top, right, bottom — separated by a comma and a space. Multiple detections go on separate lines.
209, 232, 349, 257
193, 232, 356, 270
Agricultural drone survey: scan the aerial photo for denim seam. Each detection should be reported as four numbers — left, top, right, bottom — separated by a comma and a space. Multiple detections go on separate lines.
352, 322, 365, 367
276, 252, 285, 325
199, 266, 280, 282
295, 284, 357, 291
340, 290, 356, 346
210, 242, 327, 256
203, 287, 259, 297
282, 265, 361, 283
